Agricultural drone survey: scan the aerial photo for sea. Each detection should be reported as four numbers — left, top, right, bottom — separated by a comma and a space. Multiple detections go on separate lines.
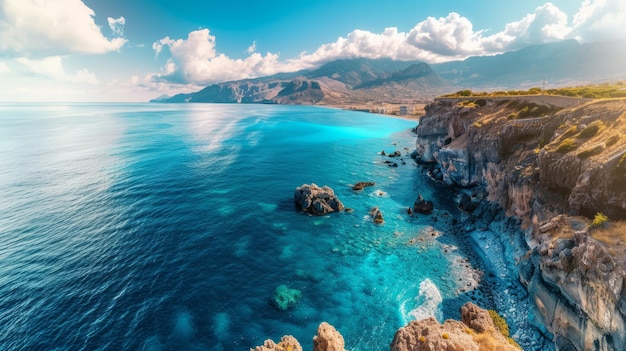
0, 103, 486, 351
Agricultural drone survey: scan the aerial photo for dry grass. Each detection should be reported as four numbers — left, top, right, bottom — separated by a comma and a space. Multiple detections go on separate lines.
590, 220, 626, 256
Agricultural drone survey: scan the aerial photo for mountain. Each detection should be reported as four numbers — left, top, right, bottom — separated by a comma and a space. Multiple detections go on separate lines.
431, 39, 626, 89
154, 40, 626, 105
156, 58, 454, 104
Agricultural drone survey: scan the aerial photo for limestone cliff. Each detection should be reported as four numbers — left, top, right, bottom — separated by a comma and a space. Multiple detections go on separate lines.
414, 95, 626, 350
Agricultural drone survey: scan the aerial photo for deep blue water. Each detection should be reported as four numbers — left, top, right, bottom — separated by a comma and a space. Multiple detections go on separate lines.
0, 104, 481, 351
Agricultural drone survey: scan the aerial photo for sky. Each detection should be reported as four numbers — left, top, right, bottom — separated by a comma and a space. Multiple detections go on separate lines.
0, 0, 624, 102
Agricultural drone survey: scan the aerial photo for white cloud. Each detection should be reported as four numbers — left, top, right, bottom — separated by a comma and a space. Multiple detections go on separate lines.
246, 41, 257, 54
0, 61, 9, 73
16, 56, 98, 84
0, 0, 127, 57
152, 29, 286, 85
571, 0, 626, 42
108, 16, 125, 37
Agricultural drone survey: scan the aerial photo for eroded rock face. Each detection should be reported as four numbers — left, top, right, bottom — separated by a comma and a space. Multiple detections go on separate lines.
390, 302, 519, 351
313, 322, 346, 351
294, 184, 344, 215
521, 218, 626, 351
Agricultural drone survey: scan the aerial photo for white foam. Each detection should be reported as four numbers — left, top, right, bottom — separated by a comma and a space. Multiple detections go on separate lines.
402, 279, 443, 323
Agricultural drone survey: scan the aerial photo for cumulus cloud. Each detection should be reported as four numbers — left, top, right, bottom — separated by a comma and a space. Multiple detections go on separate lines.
0, 0, 127, 57
571, 0, 626, 42
16, 56, 98, 84
152, 29, 287, 85
108, 16, 126, 36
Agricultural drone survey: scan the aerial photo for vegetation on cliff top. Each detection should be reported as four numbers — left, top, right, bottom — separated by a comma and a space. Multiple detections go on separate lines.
443, 82, 626, 99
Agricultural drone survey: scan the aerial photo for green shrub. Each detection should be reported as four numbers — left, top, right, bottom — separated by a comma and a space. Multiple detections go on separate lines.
579, 121, 605, 138
488, 310, 510, 337
456, 89, 472, 96
577, 144, 605, 159
592, 212, 609, 227
556, 138, 578, 153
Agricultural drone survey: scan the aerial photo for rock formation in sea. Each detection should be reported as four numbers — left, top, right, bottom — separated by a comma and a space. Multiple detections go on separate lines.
352, 181, 375, 191
294, 184, 345, 215
251, 322, 345, 351
390, 302, 520, 351
413, 194, 434, 214
252, 304, 518, 351
413, 95, 626, 351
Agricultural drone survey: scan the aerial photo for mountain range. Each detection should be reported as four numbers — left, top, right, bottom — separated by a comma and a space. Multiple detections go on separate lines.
153, 40, 626, 104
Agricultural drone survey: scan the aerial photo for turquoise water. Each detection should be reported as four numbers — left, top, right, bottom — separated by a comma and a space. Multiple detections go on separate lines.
0, 103, 482, 350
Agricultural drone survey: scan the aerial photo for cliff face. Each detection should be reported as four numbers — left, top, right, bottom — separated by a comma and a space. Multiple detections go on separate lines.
414, 96, 626, 350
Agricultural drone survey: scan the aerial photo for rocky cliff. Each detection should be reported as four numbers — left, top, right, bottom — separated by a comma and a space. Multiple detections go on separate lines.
414, 96, 626, 350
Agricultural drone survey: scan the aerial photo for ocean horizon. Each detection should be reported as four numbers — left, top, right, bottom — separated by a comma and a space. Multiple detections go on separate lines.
0, 103, 488, 350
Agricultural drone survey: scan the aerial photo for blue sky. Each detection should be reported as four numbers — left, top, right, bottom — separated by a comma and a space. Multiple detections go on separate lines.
0, 0, 624, 102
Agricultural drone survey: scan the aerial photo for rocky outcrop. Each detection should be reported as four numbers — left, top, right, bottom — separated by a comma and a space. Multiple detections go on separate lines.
252, 336, 302, 351
390, 302, 519, 351
294, 184, 345, 215
313, 322, 346, 351
369, 207, 384, 224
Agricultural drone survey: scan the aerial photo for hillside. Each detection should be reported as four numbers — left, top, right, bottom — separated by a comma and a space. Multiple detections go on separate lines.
432, 40, 626, 89
153, 58, 455, 104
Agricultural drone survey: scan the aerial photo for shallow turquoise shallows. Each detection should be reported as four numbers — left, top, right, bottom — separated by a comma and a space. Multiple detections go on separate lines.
0, 103, 479, 351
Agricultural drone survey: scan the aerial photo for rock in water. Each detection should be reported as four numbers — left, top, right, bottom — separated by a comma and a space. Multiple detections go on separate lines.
413, 194, 434, 214
352, 181, 375, 191
313, 322, 346, 351
294, 184, 344, 215
251, 335, 302, 351
369, 207, 384, 224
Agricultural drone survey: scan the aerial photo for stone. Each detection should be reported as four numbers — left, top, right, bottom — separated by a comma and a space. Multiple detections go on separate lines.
294, 184, 344, 215
413, 194, 434, 214
370, 207, 384, 224
313, 322, 346, 351
352, 181, 375, 191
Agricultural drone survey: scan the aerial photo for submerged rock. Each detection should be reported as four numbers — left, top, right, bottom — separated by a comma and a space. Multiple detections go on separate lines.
273, 285, 301, 310
294, 184, 344, 215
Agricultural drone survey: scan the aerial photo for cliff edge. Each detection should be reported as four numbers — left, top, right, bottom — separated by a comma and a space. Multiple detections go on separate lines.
414, 95, 626, 350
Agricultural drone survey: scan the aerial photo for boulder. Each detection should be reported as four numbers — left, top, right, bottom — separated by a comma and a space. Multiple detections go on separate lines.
413, 194, 434, 214
294, 184, 344, 215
